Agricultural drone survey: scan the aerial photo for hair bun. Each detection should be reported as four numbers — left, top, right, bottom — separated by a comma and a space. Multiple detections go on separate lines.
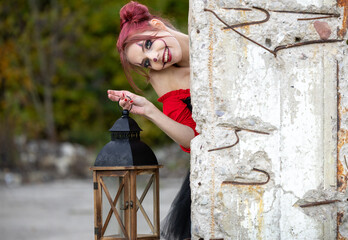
120, 1, 152, 28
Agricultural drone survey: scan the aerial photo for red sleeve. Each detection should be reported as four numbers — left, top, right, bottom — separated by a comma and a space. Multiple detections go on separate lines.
162, 98, 199, 153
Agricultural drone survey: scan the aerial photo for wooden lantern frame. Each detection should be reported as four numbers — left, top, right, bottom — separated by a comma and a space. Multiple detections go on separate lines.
91, 165, 162, 240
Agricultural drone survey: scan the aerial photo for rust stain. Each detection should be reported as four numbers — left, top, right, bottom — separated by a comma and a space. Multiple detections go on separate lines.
207, 4, 216, 237
337, 59, 348, 193
222, 184, 265, 238
239, 7, 250, 56
246, 185, 264, 240
337, 129, 348, 151
243, 25, 250, 56
338, 0, 348, 37
257, 193, 264, 240
337, 59, 347, 240
240, 185, 265, 239
337, 159, 348, 192
337, 211, 346, 239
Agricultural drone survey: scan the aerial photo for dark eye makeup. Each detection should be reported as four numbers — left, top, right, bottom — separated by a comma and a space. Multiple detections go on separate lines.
144, 40, 152, 49
143, 59, 151, 68
140, 39, 153, 68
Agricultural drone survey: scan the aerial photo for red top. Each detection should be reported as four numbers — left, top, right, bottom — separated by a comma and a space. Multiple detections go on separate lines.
158, 89, 199, 153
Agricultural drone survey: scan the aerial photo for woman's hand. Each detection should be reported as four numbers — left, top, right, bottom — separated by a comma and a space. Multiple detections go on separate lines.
107, 89, 195, 149
107, 90, 154, 117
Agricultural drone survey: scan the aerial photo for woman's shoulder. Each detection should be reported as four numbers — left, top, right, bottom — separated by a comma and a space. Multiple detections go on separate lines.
157, 89, 190, 103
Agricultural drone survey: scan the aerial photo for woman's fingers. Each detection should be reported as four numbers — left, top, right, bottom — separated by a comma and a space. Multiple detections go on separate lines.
119, 99, 132, 110
107, 90, 135, 102
107, 90, 124, 101
107, 90, 136, 111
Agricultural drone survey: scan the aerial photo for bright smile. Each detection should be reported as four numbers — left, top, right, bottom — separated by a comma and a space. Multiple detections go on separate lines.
162, 47, 172, 68
160, 39, 172, 68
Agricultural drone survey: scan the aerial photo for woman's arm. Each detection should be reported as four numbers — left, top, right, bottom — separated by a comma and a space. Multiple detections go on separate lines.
107, 90, 195, 148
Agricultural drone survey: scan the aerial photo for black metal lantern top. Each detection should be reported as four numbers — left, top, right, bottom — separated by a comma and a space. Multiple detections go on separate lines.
94, 109, 158, 167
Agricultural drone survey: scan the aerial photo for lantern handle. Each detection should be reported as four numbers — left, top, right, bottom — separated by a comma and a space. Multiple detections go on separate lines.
118, 95, 133, 112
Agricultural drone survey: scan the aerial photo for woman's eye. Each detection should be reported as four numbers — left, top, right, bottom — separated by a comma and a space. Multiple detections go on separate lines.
144, 59, 151, 68
144, 40, 152, 49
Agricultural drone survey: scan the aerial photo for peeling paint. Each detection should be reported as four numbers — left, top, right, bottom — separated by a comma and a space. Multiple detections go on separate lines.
338, 0, 348, 37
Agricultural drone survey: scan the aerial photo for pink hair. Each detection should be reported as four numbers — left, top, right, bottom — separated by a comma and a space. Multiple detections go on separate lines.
116, 1, 173, 92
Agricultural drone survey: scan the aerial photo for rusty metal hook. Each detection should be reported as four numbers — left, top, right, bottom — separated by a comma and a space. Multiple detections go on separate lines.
208, 127, 269, 152
274, 39, 343, 54
204, 8, 343, 57
208, 129, 241, 152
222, 168, 270, 186
222, 6, 270, 30
299, 199, 341, 208
204, 8, 276, 56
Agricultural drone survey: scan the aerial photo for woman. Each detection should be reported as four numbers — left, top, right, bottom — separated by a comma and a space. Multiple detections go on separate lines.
107, 1, 197, 239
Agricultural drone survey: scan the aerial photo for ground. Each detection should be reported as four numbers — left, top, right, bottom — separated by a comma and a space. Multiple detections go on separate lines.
0, 178, 182, 240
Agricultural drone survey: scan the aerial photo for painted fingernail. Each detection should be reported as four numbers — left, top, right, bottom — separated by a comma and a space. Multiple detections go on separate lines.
130, 100, 134, 103
124, 98, 127, 101
122, 93, 125, 97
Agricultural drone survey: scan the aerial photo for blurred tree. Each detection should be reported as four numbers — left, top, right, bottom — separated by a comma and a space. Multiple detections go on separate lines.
0, 0, 189, 168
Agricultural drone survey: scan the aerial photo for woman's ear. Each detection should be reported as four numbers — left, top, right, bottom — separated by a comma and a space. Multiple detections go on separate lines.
149, 19, 166, 30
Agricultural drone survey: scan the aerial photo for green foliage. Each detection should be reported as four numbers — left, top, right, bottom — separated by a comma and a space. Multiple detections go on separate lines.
0, 0, 188, 149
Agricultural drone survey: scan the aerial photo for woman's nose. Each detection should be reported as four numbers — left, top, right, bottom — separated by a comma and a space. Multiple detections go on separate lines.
147, 51, 158, 63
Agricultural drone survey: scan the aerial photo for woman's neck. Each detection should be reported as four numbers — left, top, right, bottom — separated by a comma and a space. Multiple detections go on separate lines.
168, 29, 190, 67
149, 65, 190, 97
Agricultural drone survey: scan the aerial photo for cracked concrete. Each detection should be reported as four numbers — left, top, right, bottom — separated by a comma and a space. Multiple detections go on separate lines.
190, 0, 348, 239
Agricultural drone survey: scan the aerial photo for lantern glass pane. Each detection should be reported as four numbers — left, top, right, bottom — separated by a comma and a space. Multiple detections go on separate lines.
102, 176, 126, 238
136, 174, 155, 235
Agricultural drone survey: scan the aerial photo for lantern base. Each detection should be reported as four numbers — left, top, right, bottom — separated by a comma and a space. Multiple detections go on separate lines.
98, 234, 159, 240
91, 165, 162, 240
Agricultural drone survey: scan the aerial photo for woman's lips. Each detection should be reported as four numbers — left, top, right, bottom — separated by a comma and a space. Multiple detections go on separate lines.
163, 47, 172, 63
167, 47, 172, 62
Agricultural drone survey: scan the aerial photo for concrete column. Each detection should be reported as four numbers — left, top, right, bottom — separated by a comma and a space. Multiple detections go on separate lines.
189, 0, 348, 239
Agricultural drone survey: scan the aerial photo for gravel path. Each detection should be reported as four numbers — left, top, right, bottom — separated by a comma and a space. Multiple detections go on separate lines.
0, 178, 183, 240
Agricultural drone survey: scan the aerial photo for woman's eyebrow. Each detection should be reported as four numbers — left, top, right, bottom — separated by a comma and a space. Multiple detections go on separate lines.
136, 42, 145, 52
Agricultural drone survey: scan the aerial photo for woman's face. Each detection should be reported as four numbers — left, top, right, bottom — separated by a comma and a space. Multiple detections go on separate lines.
125, 30, 182, 71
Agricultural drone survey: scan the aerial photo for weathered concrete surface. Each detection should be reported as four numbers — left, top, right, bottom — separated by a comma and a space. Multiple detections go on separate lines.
189, 0, 348, 239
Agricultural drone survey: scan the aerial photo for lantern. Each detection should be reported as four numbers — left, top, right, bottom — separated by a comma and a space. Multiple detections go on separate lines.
91, 109, 162, 240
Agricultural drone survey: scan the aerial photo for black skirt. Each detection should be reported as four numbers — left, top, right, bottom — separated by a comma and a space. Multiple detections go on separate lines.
161, 172, 191, 240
